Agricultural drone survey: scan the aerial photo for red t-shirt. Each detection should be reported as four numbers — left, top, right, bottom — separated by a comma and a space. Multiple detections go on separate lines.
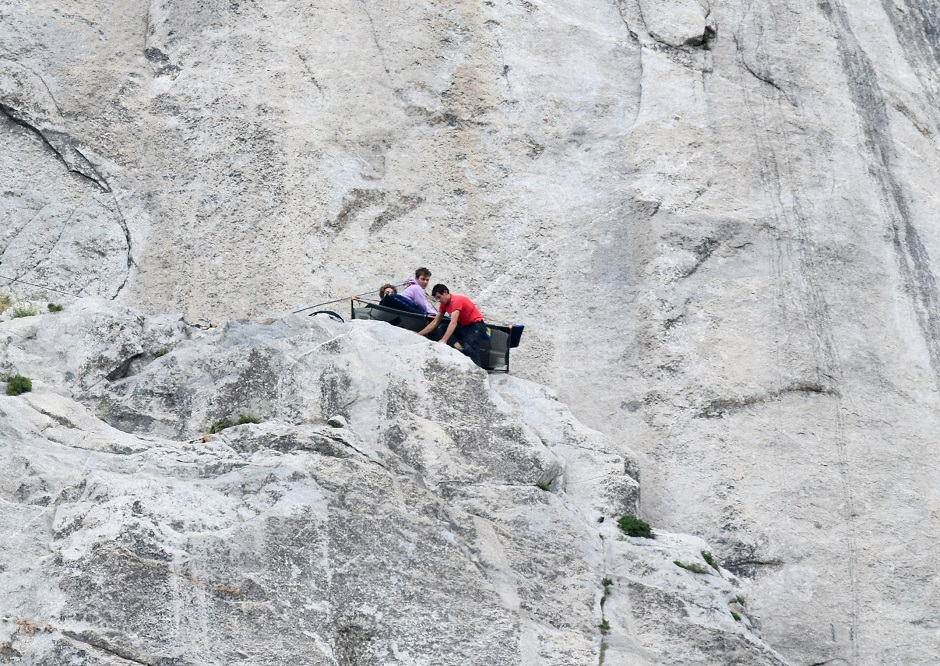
441, 294, 484, 326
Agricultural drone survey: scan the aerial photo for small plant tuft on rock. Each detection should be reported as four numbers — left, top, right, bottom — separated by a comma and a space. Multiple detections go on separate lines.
153, 348, 169, 358
736, 595, 746, 606
700, 26, 716, 50
209, 414, 261, 434
12, 305, 36, 318
535, 479, 552, 492
702, 550, 720, 571
617, 515, 654, 539
208, 418, 234, 434
674, 560, 710, 574
601, 576, 614, 607
47, 303, 63, 312
730, 611, 742, 622
6, 375, 33, 396
598, 619, 610, 635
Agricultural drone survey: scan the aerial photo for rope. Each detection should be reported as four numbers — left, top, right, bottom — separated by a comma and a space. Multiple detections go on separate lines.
0, 272, 83, 298
292, 281, 408, 314
292, 295, 355, 314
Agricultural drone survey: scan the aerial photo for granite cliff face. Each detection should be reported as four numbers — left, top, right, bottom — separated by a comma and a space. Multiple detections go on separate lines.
2, 0, 940, 663
0, 301, 785, 664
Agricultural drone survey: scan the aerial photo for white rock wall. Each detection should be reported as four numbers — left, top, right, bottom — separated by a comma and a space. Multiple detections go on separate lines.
2, 0, 940, 663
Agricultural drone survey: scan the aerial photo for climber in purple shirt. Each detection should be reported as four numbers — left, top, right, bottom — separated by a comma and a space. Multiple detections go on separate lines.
400, 267, 437, 315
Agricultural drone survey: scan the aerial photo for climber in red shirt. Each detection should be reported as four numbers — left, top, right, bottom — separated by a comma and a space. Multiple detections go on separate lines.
417, 284, 487, 368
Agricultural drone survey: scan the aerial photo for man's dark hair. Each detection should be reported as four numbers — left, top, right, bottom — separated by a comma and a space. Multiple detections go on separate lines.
431, 284, 449, 297
415, 267, 431, 279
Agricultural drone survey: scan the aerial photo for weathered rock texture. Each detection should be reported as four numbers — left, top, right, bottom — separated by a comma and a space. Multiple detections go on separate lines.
0, 301, 783, 664
2, 0, 940, 663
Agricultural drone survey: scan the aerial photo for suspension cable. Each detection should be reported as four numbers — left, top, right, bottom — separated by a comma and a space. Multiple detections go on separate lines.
0, 266, 84, 298
292, 281, 407, 314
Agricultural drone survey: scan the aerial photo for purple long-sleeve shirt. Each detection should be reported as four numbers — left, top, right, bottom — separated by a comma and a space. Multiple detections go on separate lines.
401, 279, 437, 315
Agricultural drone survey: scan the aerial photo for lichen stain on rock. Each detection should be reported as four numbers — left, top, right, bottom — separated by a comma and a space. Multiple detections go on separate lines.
213, 348, 281, 416
319, 363, 353, 420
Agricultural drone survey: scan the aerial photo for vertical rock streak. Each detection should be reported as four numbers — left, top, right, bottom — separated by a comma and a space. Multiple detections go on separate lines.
736, 7, 865, 662
821, 0, 940, 386
880, 0, 940, 110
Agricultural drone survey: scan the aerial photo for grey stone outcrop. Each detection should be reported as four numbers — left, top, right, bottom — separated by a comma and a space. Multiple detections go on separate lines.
0, 301, 781, 664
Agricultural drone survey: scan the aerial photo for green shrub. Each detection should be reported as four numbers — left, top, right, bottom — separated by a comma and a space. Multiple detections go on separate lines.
209, 414, 261, 434
12, 305, 36, 318
153, 348, 169, 358
702, 550, 720, 571
731, 611, 741, 622
47, 303, 63, 312
6, 375, 33, 396
736, 595, 746, 606
674, 560, 710, 574
535, 479, 552, 492
598, 619, 610, 635
208, 418, 234, 434
617, 515, 654, 539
